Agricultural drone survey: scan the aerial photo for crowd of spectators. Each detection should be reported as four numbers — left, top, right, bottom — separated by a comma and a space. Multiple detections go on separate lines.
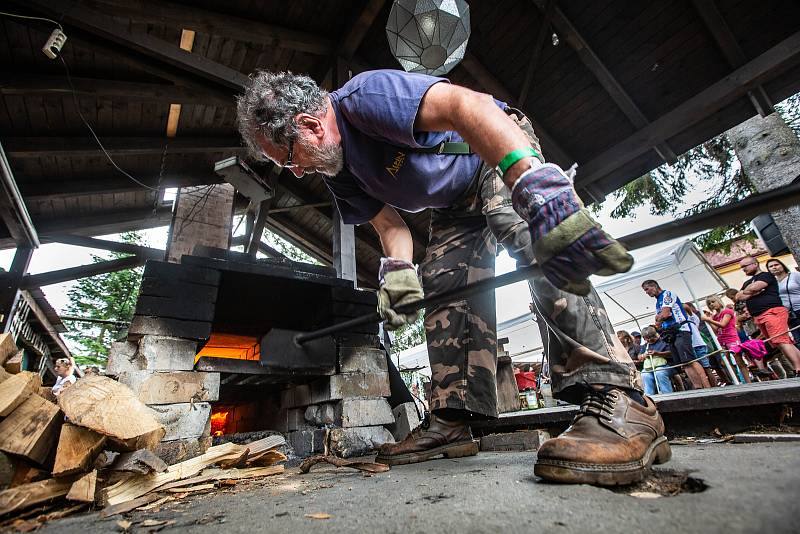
616, 256, 800, 395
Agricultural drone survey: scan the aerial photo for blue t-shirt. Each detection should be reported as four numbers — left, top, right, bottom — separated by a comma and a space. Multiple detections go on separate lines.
656, 289, 690, 332
324, 70, 499, 224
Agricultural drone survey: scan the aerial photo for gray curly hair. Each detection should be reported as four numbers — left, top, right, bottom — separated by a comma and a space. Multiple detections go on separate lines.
236, 70, 329, 161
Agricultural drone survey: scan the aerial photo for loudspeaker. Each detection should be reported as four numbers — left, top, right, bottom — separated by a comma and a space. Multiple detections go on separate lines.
752, 213, 789, 256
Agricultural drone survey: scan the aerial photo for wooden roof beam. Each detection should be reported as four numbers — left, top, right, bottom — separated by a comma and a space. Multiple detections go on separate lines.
5, 137, 242, 159
21, 256, 146, 289
576, 30, 800, 192
0, 142, 39, 248
19, 173, 222, 201
339, 0, 387, 60
85, 0, 333, 55
532, 0, 677, 165
691, 0, 774, 117
40, 234, 165, 259
26, 0, 250, 92
459, 53, 573, 167
519, 0, 557, 105
0, 74, 234, 107
229, 235, 288, 260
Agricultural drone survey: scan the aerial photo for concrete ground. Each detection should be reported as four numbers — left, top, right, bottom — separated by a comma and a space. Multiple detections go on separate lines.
39, 441, 798, 534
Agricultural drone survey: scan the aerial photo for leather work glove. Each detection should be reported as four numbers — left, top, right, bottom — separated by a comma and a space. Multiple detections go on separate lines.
377, 258, 424, 330
511, 163, 633, 295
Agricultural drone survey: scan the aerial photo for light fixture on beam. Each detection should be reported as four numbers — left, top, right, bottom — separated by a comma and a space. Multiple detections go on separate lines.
386, 0, 471, 76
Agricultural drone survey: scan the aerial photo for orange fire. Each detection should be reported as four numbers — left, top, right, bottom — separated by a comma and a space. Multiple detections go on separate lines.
210, 410, 229, 437
195, 333, 260, 363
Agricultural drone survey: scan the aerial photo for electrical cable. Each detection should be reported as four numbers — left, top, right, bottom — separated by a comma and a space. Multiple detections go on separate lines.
0, 10, 63, 30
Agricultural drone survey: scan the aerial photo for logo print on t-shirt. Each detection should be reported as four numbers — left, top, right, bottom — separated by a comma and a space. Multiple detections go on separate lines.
386, 151, 406, 177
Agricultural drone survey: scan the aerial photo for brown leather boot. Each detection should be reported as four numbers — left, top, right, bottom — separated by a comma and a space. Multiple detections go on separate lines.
375, 414, 478, 466
534, 388, 671, 485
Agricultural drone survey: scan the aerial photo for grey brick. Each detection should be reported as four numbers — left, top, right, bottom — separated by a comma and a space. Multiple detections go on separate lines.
336, 398, 394, 428
286, 429, 327, 457
106, 341, 140, 376
149, 402, 211, 441
138, 336, 198, 371
339, 347, 388, 374
328, 426, 394, 458
310, 372, 390, 403
388, 402, 421, 441
305, 403, 336, 426
280, 384, 312, 409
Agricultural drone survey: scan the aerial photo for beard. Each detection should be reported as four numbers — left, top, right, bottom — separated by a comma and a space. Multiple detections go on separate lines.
297, 137, 344, 177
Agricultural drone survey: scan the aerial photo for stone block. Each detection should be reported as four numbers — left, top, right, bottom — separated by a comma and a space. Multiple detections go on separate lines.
286, 429, 327, 458
106, 341, 140, 376
279, 384, 312, 409
118, 370, 219, 405
339, 347, 388, 374
287, 408, 311, 431
304, 403, 336, 426
138, 336, 198, 371
388, 402, 421, 441
149, 402, 211, 441
154, 436, 212, 465
479, 430, 550, 452
310, 372, 390, 403
336, 398, 394, 428
328, 426, 394, 458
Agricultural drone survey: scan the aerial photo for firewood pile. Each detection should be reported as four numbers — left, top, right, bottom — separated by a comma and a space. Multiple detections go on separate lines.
0, 367, 286, 526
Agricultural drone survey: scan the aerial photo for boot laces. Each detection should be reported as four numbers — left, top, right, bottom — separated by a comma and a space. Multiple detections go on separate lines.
576, 389, 617, 422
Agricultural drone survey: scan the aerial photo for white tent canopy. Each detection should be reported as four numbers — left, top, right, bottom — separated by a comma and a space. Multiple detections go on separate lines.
397, 240, 729, 372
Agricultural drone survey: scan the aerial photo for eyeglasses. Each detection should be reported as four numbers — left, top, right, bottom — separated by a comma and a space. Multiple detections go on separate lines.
282, 137, 299, 170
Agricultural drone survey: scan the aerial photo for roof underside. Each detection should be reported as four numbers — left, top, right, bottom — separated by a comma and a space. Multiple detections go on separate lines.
1, 0, 799, 286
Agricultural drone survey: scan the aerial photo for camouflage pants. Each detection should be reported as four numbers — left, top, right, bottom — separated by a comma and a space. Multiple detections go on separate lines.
421, 109, 640, 419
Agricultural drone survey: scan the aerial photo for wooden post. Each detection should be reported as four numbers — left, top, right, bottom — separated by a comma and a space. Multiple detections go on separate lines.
0, 247, 33, 333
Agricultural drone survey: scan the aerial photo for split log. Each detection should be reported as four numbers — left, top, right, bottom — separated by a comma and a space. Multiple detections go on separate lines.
3, 351, 22, 374
0, 476, 76, 516
0, 367, 10, 385
103, 441, 249, 506
0, 394, 62, 465
158, 465, 284, 492
53, 424, 107, 477
57, 375, 165, 451
9, 461, 48, 488
0, 334, 16, 365
0, 371, 41, 416
37, 387, 56, 403
110, 449, 168, 475
93, 450, 119, 469
66, 470, 97, 503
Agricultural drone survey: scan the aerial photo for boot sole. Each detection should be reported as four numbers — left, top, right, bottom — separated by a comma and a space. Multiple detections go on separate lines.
375, 440, 479, 466
534, 435, 672, 486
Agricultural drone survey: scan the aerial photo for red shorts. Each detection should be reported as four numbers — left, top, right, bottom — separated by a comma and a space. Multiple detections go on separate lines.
754, 307, 794, 345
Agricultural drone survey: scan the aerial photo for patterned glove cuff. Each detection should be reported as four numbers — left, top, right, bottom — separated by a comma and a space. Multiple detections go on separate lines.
379, 257, 417, 284
510, 163, 575, 223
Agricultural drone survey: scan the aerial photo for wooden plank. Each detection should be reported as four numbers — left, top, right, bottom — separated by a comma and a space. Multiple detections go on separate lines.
576, 30, 800, 191
57, 375, 165, 451
142, 261, 220, 287
65, 470, 97, 503
0, 333, 17, 365
86, 0, 332, 55
5, 136, 242, 158
138, 278, 219, 302
52, 424, 107, 478
0, 371, 41, 417
0, 394, 62, 465
0, 477, 75, 516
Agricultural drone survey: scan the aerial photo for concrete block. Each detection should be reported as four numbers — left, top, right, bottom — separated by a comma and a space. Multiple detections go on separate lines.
336, 398, 394, 428
149, 402, 211, 441
479, 430, 550, 452
339, 347, 388, 374
119, 370, 219, 404
106, 341, 140, 376
389, 402, 421, 441
328, 426, 394, 458
288, 408, 311, 431
310, 372, 390, 403
154, 436, 212, 465
286, 429, 327, 458
305, 403, 336, 426
280, 384, 312, 409
138, 336, 198, 371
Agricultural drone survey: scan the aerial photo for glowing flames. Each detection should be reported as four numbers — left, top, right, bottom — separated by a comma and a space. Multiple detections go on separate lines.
210, 410, 229, 437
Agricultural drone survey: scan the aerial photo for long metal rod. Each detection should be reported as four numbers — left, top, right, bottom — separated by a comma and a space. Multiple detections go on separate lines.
295, 181, 800, 345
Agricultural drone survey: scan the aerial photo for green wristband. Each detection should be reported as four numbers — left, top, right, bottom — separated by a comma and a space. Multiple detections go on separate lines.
498, 147, 541, 176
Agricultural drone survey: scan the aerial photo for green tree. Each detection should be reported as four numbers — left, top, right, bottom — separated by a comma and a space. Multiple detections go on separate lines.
63, 232, 144, 366
604, 93, 800, 252
392, 315, 426, 352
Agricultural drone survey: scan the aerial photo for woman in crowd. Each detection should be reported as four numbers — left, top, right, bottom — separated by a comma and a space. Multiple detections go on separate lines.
766, 258, 800, 343
704, 295, 749, 383
52, 357, 76, 396
616, 330, 641, 363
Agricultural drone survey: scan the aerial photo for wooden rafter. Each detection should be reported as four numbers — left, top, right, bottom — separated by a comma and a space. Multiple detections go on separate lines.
229, 235, 287, 260
691, 0, 774, 116
575, 30, 800, 192
20, 256, 146, 289
519, 0, 556, 105
19, 173, 222, 201
5, 137, 242, 158
84, 0, 333, 55
41, 235, 165, 259
0, 74, 233, 106
339, 0, 387, 59
532, 0, 677, 164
